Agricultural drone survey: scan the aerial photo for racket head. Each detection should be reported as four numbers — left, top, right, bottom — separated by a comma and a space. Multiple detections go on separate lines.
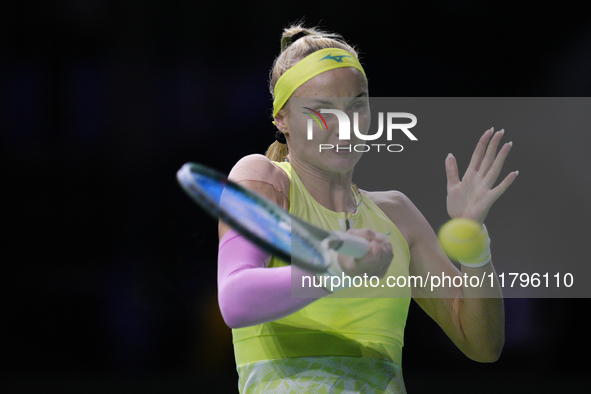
176, 163, 331, 272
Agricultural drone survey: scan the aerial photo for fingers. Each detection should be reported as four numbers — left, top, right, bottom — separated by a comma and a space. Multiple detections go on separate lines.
369, 239, 393, 278
466, 128, 515, 189
446, 153, 460, 191
344, 228, 393, 277
490, 170, 519, 201
347, 228, 387, 242
467, 128, 494, 173
483, 140, 513, 188
479, 129, 505, 176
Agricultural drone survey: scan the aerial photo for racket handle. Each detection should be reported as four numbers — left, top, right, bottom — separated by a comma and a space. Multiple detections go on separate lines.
326, 231, 371, 259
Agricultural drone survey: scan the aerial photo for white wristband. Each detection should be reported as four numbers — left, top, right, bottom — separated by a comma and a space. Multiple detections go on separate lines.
458, 225, 491, 268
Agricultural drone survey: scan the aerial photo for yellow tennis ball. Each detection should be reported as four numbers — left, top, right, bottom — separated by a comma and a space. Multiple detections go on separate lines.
438, 218, 486, 262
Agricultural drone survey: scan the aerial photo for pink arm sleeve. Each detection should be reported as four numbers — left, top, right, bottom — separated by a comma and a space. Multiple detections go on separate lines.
217, 229, 330, 329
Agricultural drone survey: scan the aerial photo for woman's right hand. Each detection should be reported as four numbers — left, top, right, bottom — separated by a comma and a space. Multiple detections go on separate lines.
337, 229, 393, 278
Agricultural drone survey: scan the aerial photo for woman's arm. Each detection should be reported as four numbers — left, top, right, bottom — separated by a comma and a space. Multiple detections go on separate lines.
217, 227, 330, 329
401, 193, 505, 362
217, 155, 329, 329
378, 128, 517, 362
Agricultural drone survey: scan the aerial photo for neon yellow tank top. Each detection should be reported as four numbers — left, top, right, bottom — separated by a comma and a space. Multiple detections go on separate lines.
232, 162, 411, 366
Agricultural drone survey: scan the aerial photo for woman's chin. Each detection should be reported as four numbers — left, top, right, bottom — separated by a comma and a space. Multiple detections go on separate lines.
320, 149, 363, 171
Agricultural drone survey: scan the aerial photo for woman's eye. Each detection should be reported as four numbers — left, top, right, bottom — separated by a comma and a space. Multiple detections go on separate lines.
350, 101, 367, 111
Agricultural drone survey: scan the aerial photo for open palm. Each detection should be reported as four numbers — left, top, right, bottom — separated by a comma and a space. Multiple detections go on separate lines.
446, 128, 518, 224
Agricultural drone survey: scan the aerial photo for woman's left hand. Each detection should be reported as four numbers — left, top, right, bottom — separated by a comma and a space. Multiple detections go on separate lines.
445, 128, 518, 224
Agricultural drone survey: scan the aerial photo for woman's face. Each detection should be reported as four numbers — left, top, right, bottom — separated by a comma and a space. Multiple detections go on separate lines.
280, 67, 369, 174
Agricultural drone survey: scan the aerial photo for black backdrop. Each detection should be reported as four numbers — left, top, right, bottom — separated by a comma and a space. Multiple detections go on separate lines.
2, 2, 591, 393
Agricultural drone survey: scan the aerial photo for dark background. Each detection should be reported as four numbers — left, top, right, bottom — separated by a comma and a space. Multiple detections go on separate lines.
2, 1, 591, 393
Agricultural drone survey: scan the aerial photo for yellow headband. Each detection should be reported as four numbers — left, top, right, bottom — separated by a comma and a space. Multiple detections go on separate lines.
272, 47, 366, 118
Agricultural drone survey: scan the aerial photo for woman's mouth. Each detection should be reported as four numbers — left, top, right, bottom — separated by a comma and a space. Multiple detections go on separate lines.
330, 145, 353, 154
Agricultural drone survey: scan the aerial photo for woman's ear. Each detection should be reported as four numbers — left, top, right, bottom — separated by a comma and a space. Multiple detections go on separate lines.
274, 115, 287, 132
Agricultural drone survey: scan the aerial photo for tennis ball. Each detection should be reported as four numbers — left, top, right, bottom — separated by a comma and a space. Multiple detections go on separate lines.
438, 218, 486, 262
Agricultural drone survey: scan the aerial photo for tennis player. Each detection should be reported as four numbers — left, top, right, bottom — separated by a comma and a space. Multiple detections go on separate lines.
217, 24, 518, 393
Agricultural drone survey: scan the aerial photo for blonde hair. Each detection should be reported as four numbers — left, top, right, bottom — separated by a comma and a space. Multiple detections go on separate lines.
265, 24, 360, 162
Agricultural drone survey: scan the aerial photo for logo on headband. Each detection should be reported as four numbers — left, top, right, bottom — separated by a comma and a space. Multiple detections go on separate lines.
319, 54, 351, 63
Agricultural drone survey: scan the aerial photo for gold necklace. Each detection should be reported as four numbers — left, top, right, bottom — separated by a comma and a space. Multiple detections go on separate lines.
351, 182, 363, 214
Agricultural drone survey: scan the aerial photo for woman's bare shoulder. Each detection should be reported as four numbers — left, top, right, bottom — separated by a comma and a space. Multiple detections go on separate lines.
363, 190, 426, 246
229, 154, 284, 182
363, 190, 414, 215
228, 154, 290, 208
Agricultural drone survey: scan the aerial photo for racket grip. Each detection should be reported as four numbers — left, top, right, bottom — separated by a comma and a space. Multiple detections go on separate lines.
328, 231, 371, 259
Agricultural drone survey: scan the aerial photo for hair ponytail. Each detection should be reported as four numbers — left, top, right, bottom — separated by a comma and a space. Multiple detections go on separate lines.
265, 140, 289, 163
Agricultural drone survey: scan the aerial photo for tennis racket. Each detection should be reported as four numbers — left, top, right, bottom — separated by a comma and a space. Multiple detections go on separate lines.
176, 162, 370, 273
